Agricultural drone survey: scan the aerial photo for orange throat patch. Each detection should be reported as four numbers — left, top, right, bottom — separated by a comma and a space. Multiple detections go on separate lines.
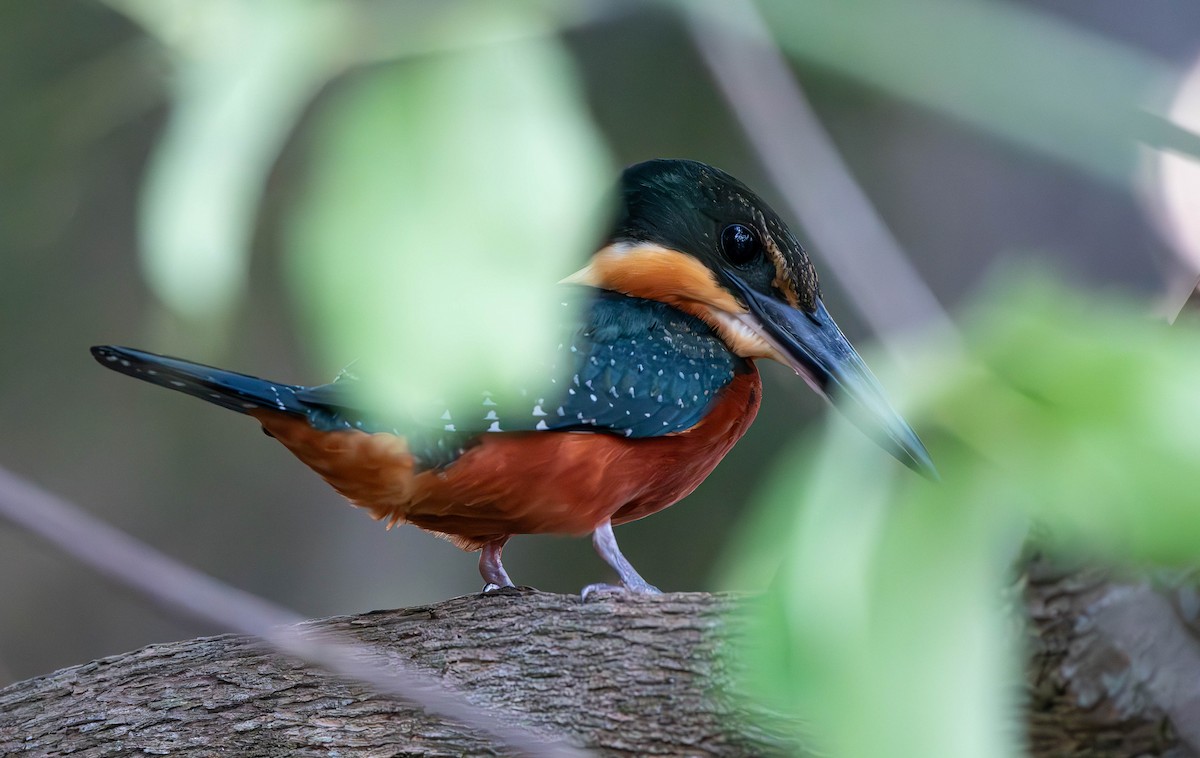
563, 242, 789, 364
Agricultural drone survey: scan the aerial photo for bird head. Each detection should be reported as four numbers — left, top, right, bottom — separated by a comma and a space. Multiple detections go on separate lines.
564, 159, 936, 478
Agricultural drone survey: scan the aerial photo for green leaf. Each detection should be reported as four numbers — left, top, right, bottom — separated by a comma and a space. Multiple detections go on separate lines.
730, 269, 1200, 756
108, 0, 350, 322
286, 11, 612, 415
751, 0, 1196, 182
938, 271, 1200, 563
736, 422, 1025, 758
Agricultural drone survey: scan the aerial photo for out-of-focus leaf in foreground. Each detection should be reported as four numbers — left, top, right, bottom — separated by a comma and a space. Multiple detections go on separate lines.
105, 0, 350, 324
751, 0, 1198, 184
730, 269, 1200, 756
942, 274, 1200, 561
286, 8, 611, 416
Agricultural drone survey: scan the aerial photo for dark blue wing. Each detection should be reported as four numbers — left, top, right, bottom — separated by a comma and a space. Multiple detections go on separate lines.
294, 288, 747, 467
526, 289, 744, 437
95, 289, 745, 471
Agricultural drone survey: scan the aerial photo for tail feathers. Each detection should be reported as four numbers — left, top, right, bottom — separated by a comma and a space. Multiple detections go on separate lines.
91, 345, 309, 417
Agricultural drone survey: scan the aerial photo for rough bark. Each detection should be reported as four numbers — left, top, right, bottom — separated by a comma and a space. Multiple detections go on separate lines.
1025, 560, 1200, 757
2, 569, 1199, 757
0, 591, 772, 757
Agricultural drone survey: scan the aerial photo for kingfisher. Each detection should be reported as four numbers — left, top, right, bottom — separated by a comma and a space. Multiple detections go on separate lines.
93, 159, 933, 596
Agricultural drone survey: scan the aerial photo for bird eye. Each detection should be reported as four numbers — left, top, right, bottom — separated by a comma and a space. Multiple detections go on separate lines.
720, 223, 761, 265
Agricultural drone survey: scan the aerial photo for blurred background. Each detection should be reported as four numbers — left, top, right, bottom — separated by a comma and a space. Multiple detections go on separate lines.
2, 0, 1199, 686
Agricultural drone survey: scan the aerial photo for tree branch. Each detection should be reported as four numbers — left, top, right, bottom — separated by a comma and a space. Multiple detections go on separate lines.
1025, 559, 1200, 756
3, 571, 1197, 757
0, 466, 583, 757
0, 591, 765, 757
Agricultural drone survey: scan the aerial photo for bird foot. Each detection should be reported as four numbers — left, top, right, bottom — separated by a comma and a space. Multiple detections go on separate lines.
582, 520, 663, 600
580, 580, 662, 601
480, 582, 521, 595
580, 582, 620, 601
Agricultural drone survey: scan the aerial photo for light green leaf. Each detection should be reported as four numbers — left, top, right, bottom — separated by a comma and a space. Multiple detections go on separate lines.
737, 420, 1025, 758
747, 0, 1195, 183
286, 10, 612, 416
107, 0, 350, 322
731, 270, 1200, 756
936, 272, 1200, 563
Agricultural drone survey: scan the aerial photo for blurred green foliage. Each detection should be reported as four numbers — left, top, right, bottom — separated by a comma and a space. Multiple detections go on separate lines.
754, 0, 1181, 183
286, 10, 611, 414
106, 0, 611, 410
104, 0, 348, 324
18, 0, 1200, 753
943, 275, 1200, 562
730, 270, 1200, 757
111, 0, 1200, 334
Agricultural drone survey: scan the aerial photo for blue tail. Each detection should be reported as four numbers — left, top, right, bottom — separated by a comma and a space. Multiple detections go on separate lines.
91, 345, 309, 416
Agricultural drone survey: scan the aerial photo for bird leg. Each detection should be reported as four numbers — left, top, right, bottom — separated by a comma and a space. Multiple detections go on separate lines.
581, 519, 662, 599
479, 537, 515, 592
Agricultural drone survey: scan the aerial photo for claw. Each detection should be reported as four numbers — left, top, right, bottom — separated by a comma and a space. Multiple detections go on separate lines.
580, 580, 661, 602
580, 582, 621, 601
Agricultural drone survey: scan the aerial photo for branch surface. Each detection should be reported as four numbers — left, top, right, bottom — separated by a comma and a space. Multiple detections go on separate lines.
2, 575, 1197, 757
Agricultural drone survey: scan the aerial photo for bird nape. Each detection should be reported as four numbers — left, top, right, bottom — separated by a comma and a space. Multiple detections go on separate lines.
93, 159, 934, 596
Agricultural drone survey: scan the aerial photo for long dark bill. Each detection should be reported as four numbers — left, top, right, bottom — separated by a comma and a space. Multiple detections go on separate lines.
725, 275, 938, 480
